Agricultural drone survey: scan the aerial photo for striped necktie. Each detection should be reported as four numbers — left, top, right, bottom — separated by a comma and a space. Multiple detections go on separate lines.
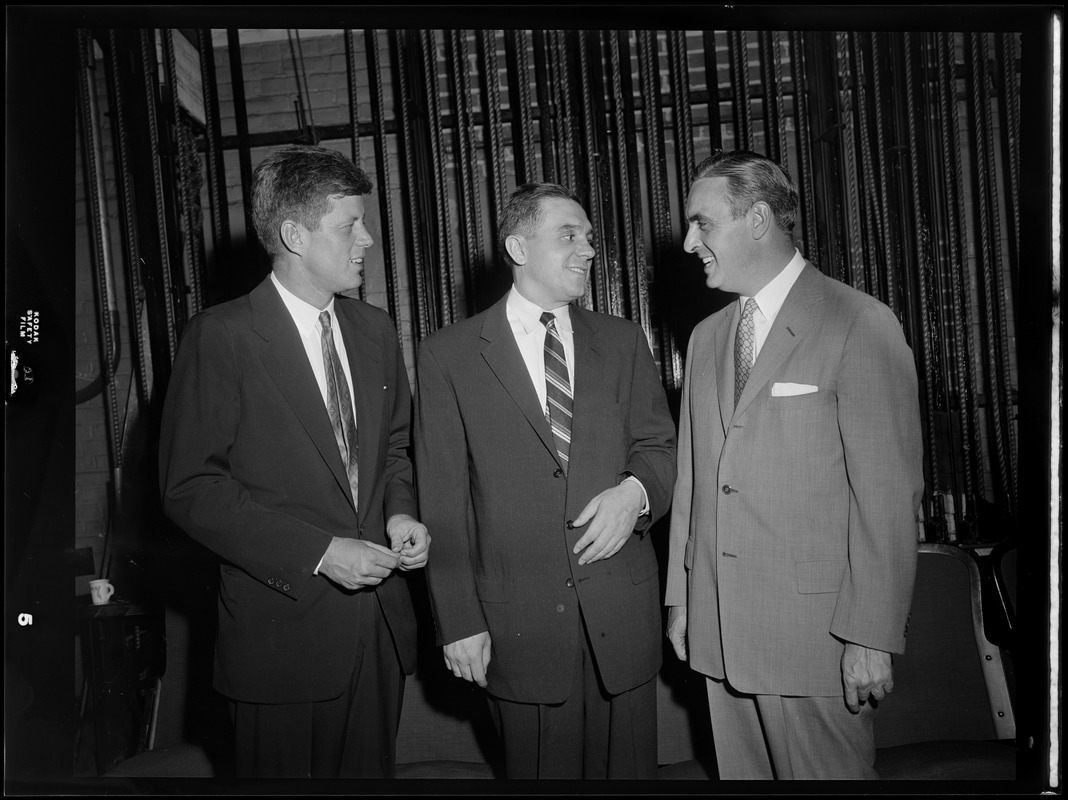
319, 310, 359, 510
540, 311, 573, 474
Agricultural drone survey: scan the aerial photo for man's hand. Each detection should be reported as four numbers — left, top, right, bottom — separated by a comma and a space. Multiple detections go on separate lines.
443, 631, 492, 688
570, 481, 644, 565
318, 536, 400, 590
667, 605, 688, 661
387, 513, 430, 571
842, 643, 894, 713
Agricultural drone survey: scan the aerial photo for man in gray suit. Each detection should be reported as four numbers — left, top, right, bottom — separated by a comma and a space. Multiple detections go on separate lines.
665, 150, 924, 779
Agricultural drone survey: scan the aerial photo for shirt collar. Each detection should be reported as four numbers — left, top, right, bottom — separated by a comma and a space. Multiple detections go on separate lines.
507, 285, 573, 335
271, 272, 336, 330
739, 248, 805, 321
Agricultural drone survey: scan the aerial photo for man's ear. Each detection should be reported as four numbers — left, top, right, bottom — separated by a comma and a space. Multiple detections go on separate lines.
749, 201, 773, 240
280, 220, 304, 255
504, 234, 527, 266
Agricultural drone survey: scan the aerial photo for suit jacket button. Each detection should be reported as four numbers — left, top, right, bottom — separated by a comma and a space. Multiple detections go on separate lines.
282, 583, 290, 591
554, 468, 564, 478
721, 484, 733, 494
566, 577, 575, 588
267, 578, 275, 586
566, 520, 575, 529
556, 604, 565, 612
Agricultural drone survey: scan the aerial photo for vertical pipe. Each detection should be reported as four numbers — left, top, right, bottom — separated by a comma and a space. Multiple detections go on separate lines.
702, 30, 723, 151
225, 29, 257, 275
391, 30, 431, 342
532, 31, 557, 183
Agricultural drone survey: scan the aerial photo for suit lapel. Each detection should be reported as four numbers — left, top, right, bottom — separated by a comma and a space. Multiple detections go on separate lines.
480, 296, 560, 465
733, 263, 824, 419
335, 302, 383, 521
715, 303, 738, 434
251, 279, 356, 514
568, 306, 605, 471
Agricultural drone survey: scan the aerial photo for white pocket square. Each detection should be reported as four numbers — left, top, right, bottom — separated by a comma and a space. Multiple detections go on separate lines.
772, 382, 819, 397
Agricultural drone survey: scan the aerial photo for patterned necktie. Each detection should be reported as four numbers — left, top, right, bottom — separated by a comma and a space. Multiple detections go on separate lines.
319, 310, 359, 510
734, 297, 758, 407
540, 311, 573, 474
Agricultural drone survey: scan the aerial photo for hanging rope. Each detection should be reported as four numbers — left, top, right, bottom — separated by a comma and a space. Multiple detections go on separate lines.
790, 31, 818, 261
947, 33, 988, 517
344, 29, 362, 167
870, 32, 899, 317
287, 29, 317, 143
364, 29, 401, 327
479, 30, 508, 243
420, 29, 457, 329
853, 33, 885, 302
106, 29, 150, 404
197, 29, 231, 276
447, 29, 484, 316
576, 31, 605, 313
702, 31, 723, 151
968, 32, 1016, 513
607, 31, 634, 321
838, 33, 867, 294
139, 29, 178, 365
904, 32, 943, 501
935, 31, 979, 507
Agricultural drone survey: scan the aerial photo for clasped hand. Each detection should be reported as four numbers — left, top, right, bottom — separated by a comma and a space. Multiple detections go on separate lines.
570, 481, 644, 565
841, 642, 894, 713
319, 514, 429, 590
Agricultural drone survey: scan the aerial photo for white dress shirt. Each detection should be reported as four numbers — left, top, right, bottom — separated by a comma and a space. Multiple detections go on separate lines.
737, 248, 806, 363
506, 286, 649, 514
271, 273, 358, 573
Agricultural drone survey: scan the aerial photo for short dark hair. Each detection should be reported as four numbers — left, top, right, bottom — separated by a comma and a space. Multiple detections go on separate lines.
251, 145, 373, 258
497, 183, 583, 267
692, 150, 798, 234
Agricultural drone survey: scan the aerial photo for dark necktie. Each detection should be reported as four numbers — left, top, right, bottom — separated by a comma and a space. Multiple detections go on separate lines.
540, 311, 573, 474
734, 298, 758, 407
319, 310, 359, 510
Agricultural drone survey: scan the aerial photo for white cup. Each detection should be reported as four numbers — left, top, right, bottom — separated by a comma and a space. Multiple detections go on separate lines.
89, 578, 115, 605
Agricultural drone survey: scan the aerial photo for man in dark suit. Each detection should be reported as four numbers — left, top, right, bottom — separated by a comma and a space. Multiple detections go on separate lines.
414, 183, 677, 779
665, 150, 923, 779
159, 145, 429, 779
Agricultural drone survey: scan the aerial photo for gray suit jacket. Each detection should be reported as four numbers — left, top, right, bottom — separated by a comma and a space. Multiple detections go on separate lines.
665, 264, 924, 697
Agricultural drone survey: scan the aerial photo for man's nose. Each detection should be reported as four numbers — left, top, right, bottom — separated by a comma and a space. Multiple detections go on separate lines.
683, 225, 699, 254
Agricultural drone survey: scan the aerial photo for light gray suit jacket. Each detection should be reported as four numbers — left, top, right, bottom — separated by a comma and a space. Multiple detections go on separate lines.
665, 263, 924, 697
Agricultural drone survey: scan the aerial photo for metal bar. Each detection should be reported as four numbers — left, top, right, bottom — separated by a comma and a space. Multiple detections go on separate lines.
344, 29, 362, 167
364, 29, 401, 326
532, 30, 557, 183
226, 30, 256, 264
391, 30, 431, 342
702, 30, 723, 151
729, 30, 754, 150
759, 30, 781, 164
197, 28, 230, 305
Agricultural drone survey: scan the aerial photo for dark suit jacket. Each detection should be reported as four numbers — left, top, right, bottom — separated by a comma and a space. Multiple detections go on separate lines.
159, 277, 418, 704
415, 296, 677, 704
665, 264, 924, 697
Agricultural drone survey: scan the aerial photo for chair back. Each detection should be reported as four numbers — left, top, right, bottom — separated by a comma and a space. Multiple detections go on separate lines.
875, 543, 1016, 749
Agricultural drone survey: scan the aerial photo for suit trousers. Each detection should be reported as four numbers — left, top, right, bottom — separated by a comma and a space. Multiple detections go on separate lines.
487, 613, 658, 780
705, 676, 878, 780
230, 591, 404, 778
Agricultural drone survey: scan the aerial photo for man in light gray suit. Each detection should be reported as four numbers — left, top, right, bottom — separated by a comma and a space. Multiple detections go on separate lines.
665, 150, 924, 780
